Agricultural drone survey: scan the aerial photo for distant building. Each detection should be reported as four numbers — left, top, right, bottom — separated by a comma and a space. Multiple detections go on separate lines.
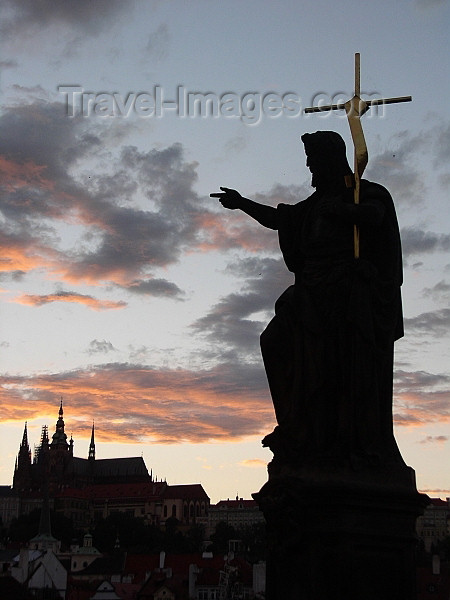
89, 580, 122, 600
13, 401, 150, 500
70, 533, 102, 572
416, 497, 450, 552
0, 485, 20, 526
9, 400, 210, 531
162, 484, 209, 528
68, 550, 257, 599
125, 551, 255, 599
53, 481, 210, 530
10, 492, 68, 599
207, 496, 264, 537
5, 496, 259, 599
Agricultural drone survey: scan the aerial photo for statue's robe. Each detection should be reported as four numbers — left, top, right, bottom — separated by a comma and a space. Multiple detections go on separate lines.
260, 180, 404, 467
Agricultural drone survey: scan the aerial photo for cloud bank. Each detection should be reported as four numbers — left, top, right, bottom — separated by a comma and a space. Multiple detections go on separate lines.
1, 95, 449, 449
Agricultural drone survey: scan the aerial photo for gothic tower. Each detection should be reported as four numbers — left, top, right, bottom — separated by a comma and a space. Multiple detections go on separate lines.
50, 398, 68, 449
13, 422, 32, 492
88, 422, 96, 461
47, 398, 73, 492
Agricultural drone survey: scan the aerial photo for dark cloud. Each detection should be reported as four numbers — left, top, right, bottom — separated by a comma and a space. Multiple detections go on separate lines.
145, 24, 169, 61
123, 278, 185, 299
224, 256, 294, 298
423, 280, 450, 302
0, 99, 298, 301
0, 59, 18, 69
366, 124, 450, 207
0, 102, 96, 184
86, 340, 117, 356
365, 131, 427, 206
401, 227, 450, 257
393, 413, 423, 425
431, 122, 450, 169
404, 309, 450, 337
0, 270, 25, 281
0, 0, 133, 38
223, 136, 248, 154
394, 369, 450, 391
419, 435, 448, 445
192, 256, 293, 356
0, 102, 202, 288
254, 183, 311, 207
193, 296, 265, 356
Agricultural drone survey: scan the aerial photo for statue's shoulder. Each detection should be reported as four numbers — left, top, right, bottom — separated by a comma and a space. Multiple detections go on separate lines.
361, 179, 392, 200
277, 191, 317, 213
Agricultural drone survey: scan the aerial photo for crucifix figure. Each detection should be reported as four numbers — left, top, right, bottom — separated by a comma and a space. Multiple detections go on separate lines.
210, 55, 409, 469
305, 52, 412, 258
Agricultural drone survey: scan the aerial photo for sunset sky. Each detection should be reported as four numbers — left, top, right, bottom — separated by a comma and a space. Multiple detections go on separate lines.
0, 0, 449, 503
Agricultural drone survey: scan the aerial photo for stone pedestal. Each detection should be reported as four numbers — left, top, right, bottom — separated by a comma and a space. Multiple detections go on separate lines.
254, 462, 428, 600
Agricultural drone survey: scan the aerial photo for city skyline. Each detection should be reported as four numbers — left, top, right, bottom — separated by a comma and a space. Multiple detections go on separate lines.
1, 0, 449, 504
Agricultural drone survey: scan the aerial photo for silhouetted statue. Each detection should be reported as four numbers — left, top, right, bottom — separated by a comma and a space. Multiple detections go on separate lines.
211, 131, 404, 471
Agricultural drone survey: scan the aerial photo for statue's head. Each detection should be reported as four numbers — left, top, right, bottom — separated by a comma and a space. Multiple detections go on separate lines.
301, 131, 352, 189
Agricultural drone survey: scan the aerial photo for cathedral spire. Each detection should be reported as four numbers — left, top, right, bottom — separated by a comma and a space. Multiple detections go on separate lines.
35, 425, 50, 463
51, 397, 68, 448
88, 421, 96, 460
18, 421, 31, 462
13, 421, 32, 490
21, 421, 29, 448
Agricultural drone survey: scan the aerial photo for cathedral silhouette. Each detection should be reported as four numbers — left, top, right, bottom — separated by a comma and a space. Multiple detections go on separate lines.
11, 400, 210, 530
13, 399, 149, 496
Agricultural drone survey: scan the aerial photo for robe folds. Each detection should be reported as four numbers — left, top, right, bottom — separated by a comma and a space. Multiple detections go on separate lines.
260, 180, 404, 467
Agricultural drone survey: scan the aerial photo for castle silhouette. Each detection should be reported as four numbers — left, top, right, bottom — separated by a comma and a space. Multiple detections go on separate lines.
12, 400, 210, 530
14, 399, 153, 495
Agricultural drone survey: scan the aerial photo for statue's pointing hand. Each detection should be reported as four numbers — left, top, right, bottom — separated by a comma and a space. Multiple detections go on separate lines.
210, 187, 242, 210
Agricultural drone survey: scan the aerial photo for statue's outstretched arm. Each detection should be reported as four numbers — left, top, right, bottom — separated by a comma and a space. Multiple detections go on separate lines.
210, 187, 278, 230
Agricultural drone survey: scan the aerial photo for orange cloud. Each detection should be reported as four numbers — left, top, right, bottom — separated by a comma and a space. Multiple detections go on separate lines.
393, 389, 450, 427
0, 363, 275, 446
193, 212, 278, 254
419, 489, 450, 498
2, 363, 449, 452
239, 459, 267, 468
14, 291, 127, 310
0, 156, 51, 190
0, 246, 49, 273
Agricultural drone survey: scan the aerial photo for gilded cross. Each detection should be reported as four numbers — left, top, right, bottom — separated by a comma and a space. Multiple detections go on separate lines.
304, 53, 412, 258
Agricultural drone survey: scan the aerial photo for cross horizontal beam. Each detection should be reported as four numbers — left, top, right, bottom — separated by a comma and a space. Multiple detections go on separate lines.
304, 95, 412, 113
303, 53, 412, 260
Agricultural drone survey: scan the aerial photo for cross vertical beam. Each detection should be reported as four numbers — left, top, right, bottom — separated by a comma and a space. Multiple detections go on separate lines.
304, 53, 412, 258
